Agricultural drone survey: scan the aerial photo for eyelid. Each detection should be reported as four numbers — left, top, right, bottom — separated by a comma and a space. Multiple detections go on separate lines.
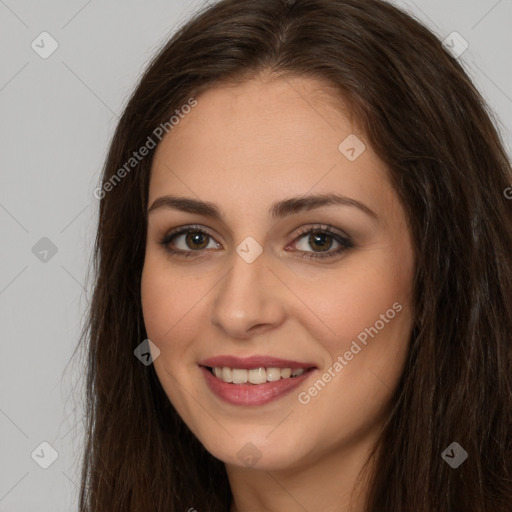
286, 224, 353, 259
160, 223, 353, 259
161, 224, 222, 249
162, 224, 219, 240
162, 223, 349, 242
290, 223, 350, 242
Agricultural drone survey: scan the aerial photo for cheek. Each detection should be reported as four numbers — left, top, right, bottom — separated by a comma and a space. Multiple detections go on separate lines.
140, 254, 204, 347
292, 266, 413, 447
141, 261, 174, 343
140, 257, 205, 411
298, 252, 413, 351
293, 249, 414, 429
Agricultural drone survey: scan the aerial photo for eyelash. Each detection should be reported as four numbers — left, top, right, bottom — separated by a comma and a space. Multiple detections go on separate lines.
159, 224, 354, 260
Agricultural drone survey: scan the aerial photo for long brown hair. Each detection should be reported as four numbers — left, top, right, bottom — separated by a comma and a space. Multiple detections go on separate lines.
78, 0, 512, 510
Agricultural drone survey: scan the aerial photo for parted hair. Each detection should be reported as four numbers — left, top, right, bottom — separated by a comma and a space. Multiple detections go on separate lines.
78, 1, 512, 510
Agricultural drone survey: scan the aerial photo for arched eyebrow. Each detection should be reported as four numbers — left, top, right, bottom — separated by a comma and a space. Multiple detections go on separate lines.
147, 193, 378, 221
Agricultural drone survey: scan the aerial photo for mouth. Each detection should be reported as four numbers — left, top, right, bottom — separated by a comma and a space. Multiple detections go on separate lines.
203, 365, 315, 384
198, 355, 317, 406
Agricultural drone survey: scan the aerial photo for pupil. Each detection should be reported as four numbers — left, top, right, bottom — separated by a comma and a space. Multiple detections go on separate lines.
186, 232, 208, 250
184, 231, 333, 252
310, 232, 332, 252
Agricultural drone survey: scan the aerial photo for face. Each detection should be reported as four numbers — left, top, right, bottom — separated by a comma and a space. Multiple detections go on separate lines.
141, 75, 415, 472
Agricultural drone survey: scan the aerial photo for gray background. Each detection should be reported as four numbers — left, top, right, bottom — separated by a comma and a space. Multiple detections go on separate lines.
0, 0, 510, 510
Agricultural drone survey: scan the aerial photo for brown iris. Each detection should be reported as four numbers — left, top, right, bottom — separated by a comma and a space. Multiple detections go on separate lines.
308, 231, 333, 252
186, 231, 209, 250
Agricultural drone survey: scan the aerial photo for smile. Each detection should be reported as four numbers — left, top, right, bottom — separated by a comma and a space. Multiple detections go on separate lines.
208, 366, 307, 384
198, 355, 317, 406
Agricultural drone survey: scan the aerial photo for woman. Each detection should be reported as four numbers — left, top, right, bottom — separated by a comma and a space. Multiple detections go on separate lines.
79, 0, 512, 510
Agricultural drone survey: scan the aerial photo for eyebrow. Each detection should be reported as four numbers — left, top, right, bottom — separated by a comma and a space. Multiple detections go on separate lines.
147, 193, 378, 221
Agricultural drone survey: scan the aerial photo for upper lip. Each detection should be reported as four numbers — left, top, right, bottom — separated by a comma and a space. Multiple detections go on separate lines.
198, 355, 316, 370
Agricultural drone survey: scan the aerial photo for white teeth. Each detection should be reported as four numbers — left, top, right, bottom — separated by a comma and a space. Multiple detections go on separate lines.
248, 368, 267, 384
221, 367, 233, 383
232, 369, 248, 384
281, 368, 292, 379
266, 367, 282, 382
210, 366, 309, 384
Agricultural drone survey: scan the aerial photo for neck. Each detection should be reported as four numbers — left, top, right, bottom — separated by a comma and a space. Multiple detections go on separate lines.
226, 434, 380, 512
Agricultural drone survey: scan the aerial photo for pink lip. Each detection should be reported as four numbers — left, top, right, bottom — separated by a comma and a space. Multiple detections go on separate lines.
199, 367, 316, 406
198, 355, 317, 406
198, 355, 316, 370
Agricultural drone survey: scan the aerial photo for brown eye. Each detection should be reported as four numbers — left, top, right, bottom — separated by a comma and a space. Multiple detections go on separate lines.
184, 231, 210, 250
295, 229, 340, 253
291, 226, 354, 260
307, 232, 334, 252
160, 226, 221, 257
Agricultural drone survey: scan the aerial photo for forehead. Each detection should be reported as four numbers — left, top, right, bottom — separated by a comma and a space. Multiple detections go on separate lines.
156, 74, 357, 155
148, 75, 396, 224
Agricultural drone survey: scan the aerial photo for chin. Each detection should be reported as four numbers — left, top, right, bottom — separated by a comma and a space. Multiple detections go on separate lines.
201, 431, 308, 471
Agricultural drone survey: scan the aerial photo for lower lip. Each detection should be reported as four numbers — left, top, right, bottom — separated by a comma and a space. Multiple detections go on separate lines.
200, 366, 315, 406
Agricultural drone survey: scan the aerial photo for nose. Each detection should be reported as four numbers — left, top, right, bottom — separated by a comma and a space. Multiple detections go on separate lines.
210, 243, 287, 340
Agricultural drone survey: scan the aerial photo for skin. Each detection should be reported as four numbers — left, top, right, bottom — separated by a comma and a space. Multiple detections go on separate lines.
141, 74, 415, 512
